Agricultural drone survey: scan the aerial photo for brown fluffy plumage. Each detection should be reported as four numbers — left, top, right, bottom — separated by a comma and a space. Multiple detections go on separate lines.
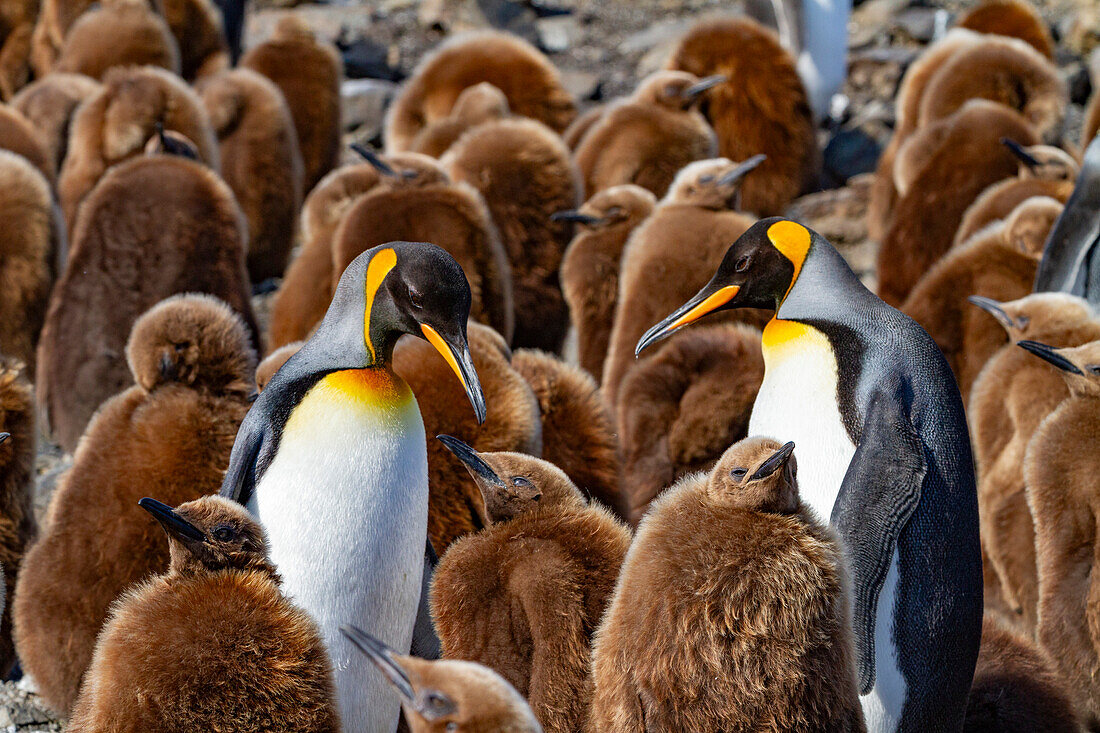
29, 0, 94, 77
573, 71, 718, 200
10, 72, 101, 173
876, 100, 1038, 307
616, 322, 764, 525
67, 495, 339, 732
160, 0, 228, 81
902, 196, 1060, 397
15, 295, 255, 715
431, 448, 630, 733
0, 151, 64, 372
955, 0, 1055, 60
0, 102, 54, 182
255, 340, 300, 392
57, 65, 219, 230
665, 16, 818, 216
241, 14, 341, 190
37, 153, 255, 452
0, 360, 36, 678
198, 67, 304, 283
444, 116, 580, 351
589, 437, 864, 731
0, 0, 34, 101
561, 102, 605, 151
385, 30, 576, 153
510, 348, 622, 516
407, 81, 508, 158
558, 184, 656, 381
53, 0, 181, 81
968, 294, 1100, 631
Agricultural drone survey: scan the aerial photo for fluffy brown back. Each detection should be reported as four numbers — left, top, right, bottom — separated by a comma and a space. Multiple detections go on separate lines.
29, 0, 95, 77
159, 0, 228, 80
10, 72, 102, 173
955, 0, 1054, 59
54, 0, 181, 81
954, 177, 1072, 247
0, 0, 34, 100
0, 102, 54, 182
665, 17, 818, 216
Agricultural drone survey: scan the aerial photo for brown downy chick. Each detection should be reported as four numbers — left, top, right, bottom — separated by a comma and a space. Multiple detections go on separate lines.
29, 0, 95, 77
343, 626, 542, 733
444, 116, 580, 351
601, 156, 769, 406
1022, 339, 1100, 729
510, 348, 623, 517
573, 70, 721, 200
385, 30, 576, 153
963, 612, 1080, 733
665, 16, 818, 216
159, 0, 229, 81
53, 0, 181, 81
616, 322, 765, 525
0, 150, 65, 372
561, 101, 605, 151
67, 495, 340, 732
15, 294, 256, 715
0, 361, 37, 678
902, 196, 1061, 397
0, 102, 54, 182
57, 65, 219, 231
953, 140, 1076, 246
955, 0, 1055, 59
968, 294, 1100, 631
240, 14, 341, 190
557, 184, 656, 381
394, 322, 541, 551
332, 152, 514, 342
589, 438, 864, 731
255, 340, 301, 392
10, 73, 101, 173
36, 147, 256, 452
431, 440, 631, 733
0, 0, 34, 101
876, 100, 1038, 307
198, 68, 304, 283
407, 81, 509, 158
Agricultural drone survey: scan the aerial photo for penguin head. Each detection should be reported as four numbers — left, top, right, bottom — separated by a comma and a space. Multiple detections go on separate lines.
550, 184, 656, 231
969, 292, 1096, 342
1001, 138, 1078, 181
1017, 339, 1100, 396
139, 496, 276, 578
450, 82, 510, 125
1002, 195, 1063, 259
341, 625, 541, 733
636, 217, 810, 355
707, 437, 798, 514
315, 242, 486, 422
143, 123, 201, 161
664, 155, 767, 210
351, 145, 448, 188
633, 70, 726, 111
436, 435, 585, 524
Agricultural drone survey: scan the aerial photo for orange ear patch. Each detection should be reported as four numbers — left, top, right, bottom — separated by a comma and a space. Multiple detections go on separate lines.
364, 248, 398, 361
766, 220, 811, 298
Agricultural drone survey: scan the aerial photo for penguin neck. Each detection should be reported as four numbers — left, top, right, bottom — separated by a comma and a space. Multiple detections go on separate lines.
772, 240, 873, 327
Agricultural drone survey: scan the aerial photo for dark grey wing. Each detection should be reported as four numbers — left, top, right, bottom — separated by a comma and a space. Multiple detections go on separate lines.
219, 408, 269, 505
410, 538, 442, 660
1034, 133, 1100, 299
831, 387, 927, 694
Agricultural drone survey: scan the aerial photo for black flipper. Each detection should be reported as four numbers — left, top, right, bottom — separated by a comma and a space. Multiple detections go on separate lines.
409, 538, 442, 660
1034, 134, 1100, 301
831, 387, 927, 694
219, 409, 268, 505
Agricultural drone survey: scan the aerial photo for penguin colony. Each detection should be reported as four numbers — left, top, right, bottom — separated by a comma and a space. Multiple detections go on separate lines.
0, 0, 1099, 731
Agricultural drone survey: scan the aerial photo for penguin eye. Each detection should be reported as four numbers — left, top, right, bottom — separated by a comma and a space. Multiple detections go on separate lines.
511, 476, 532, 488
212, 526, 234, 542
408, 287, 424, 310
734, 255, 751, 273
730, 468, 748, 480
1088, 365, 1100, 375
698, 174, 715, 184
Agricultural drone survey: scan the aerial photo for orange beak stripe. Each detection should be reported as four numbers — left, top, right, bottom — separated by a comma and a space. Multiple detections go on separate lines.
421, 324, 468, 392
667, 285, 741, 331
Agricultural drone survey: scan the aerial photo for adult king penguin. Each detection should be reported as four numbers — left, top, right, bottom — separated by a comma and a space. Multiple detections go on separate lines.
636, 218, 981, 732
220, 241, 486, 732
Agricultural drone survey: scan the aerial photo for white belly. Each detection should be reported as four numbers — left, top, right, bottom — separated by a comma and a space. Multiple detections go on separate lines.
248, 372, 428, 733
861, 550, 907, 733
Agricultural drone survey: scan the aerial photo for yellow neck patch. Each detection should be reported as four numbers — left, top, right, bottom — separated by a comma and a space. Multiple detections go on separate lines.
766, 220, 811, 301
317, 368, 411, 406
364, 248, 398, 362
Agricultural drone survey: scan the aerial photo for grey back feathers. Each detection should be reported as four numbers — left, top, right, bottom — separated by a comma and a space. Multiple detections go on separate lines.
1035, 134, 1100, 303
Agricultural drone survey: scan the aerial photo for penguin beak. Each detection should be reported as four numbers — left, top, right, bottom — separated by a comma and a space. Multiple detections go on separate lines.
967, 296, 1018, 331
340, 625, 417, 704
436, 435, 504, 486
717, 154, 768, 186
550, 210, 606, 226
1001, 138, 1040, 170
1017, 340, 1084, 374
0, 433, 8, 445
750, 441, 796, 481
635, 279, 741, 356
138, 498, 206, 544
351, 143, 397, 177
683, 75, 726, 99
420, 325, 487, 424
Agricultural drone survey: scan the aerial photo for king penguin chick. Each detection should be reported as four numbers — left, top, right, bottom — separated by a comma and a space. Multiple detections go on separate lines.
57, 64, 219, 231
1021, 338, 1100, 729
407, 81, 508, 158
53, 0, 181, 81
385, 30, 576, 153
589, 438, 864, 731
67, 495, 340, 732
0, 0, 34, 101
616, 322, 764, 525
36, 140, 255, 452
955, 0, 1055, 59
431, 439, 631, 733
343, 626, 542, 733
240, 14, 341, 190
158, 0, 229, 81
665, 16, 818, 216
877, 99, 1038, 307
15, 294, 256, 715
219, 242, 486, 732
0, 150, 64, 372
573, 70, 721, 200
601, 156, 768, 407
443, 115, 581, 351
968, 293, 1100, 631
29, 0, 95, 77
197, 67, 305, 283
255, 341, 302, 392
557, 184, 656, 381
963, 611, 1081, 733
561, 101, 606, 151
0, 361, 36, 678
902, 196, 1062, 398
0, 102, 55, 182
10, 73, 101, 174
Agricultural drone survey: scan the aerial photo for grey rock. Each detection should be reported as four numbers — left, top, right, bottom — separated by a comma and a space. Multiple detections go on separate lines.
560, 69, 600, 100
893, 6, 937, 43
537, 15, 579, 53
341, 78, 397, 133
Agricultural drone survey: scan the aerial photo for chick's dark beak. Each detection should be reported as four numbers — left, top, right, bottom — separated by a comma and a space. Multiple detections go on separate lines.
0, 433, 9, 445
437, 435, 503, 486
550, 210, 606, 226
683, 75, 726, 98
351, 143, 396, 177
420, 325, 486, 423
636, 277, 741, 356
1001, 138, 1040, 170
751, 441, 796, 480
341, 625, 416, 703
718, 154, 768, 186
968, 296, 1017, 331
138, 497, 206, 544
1017, 340, 1083, 374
